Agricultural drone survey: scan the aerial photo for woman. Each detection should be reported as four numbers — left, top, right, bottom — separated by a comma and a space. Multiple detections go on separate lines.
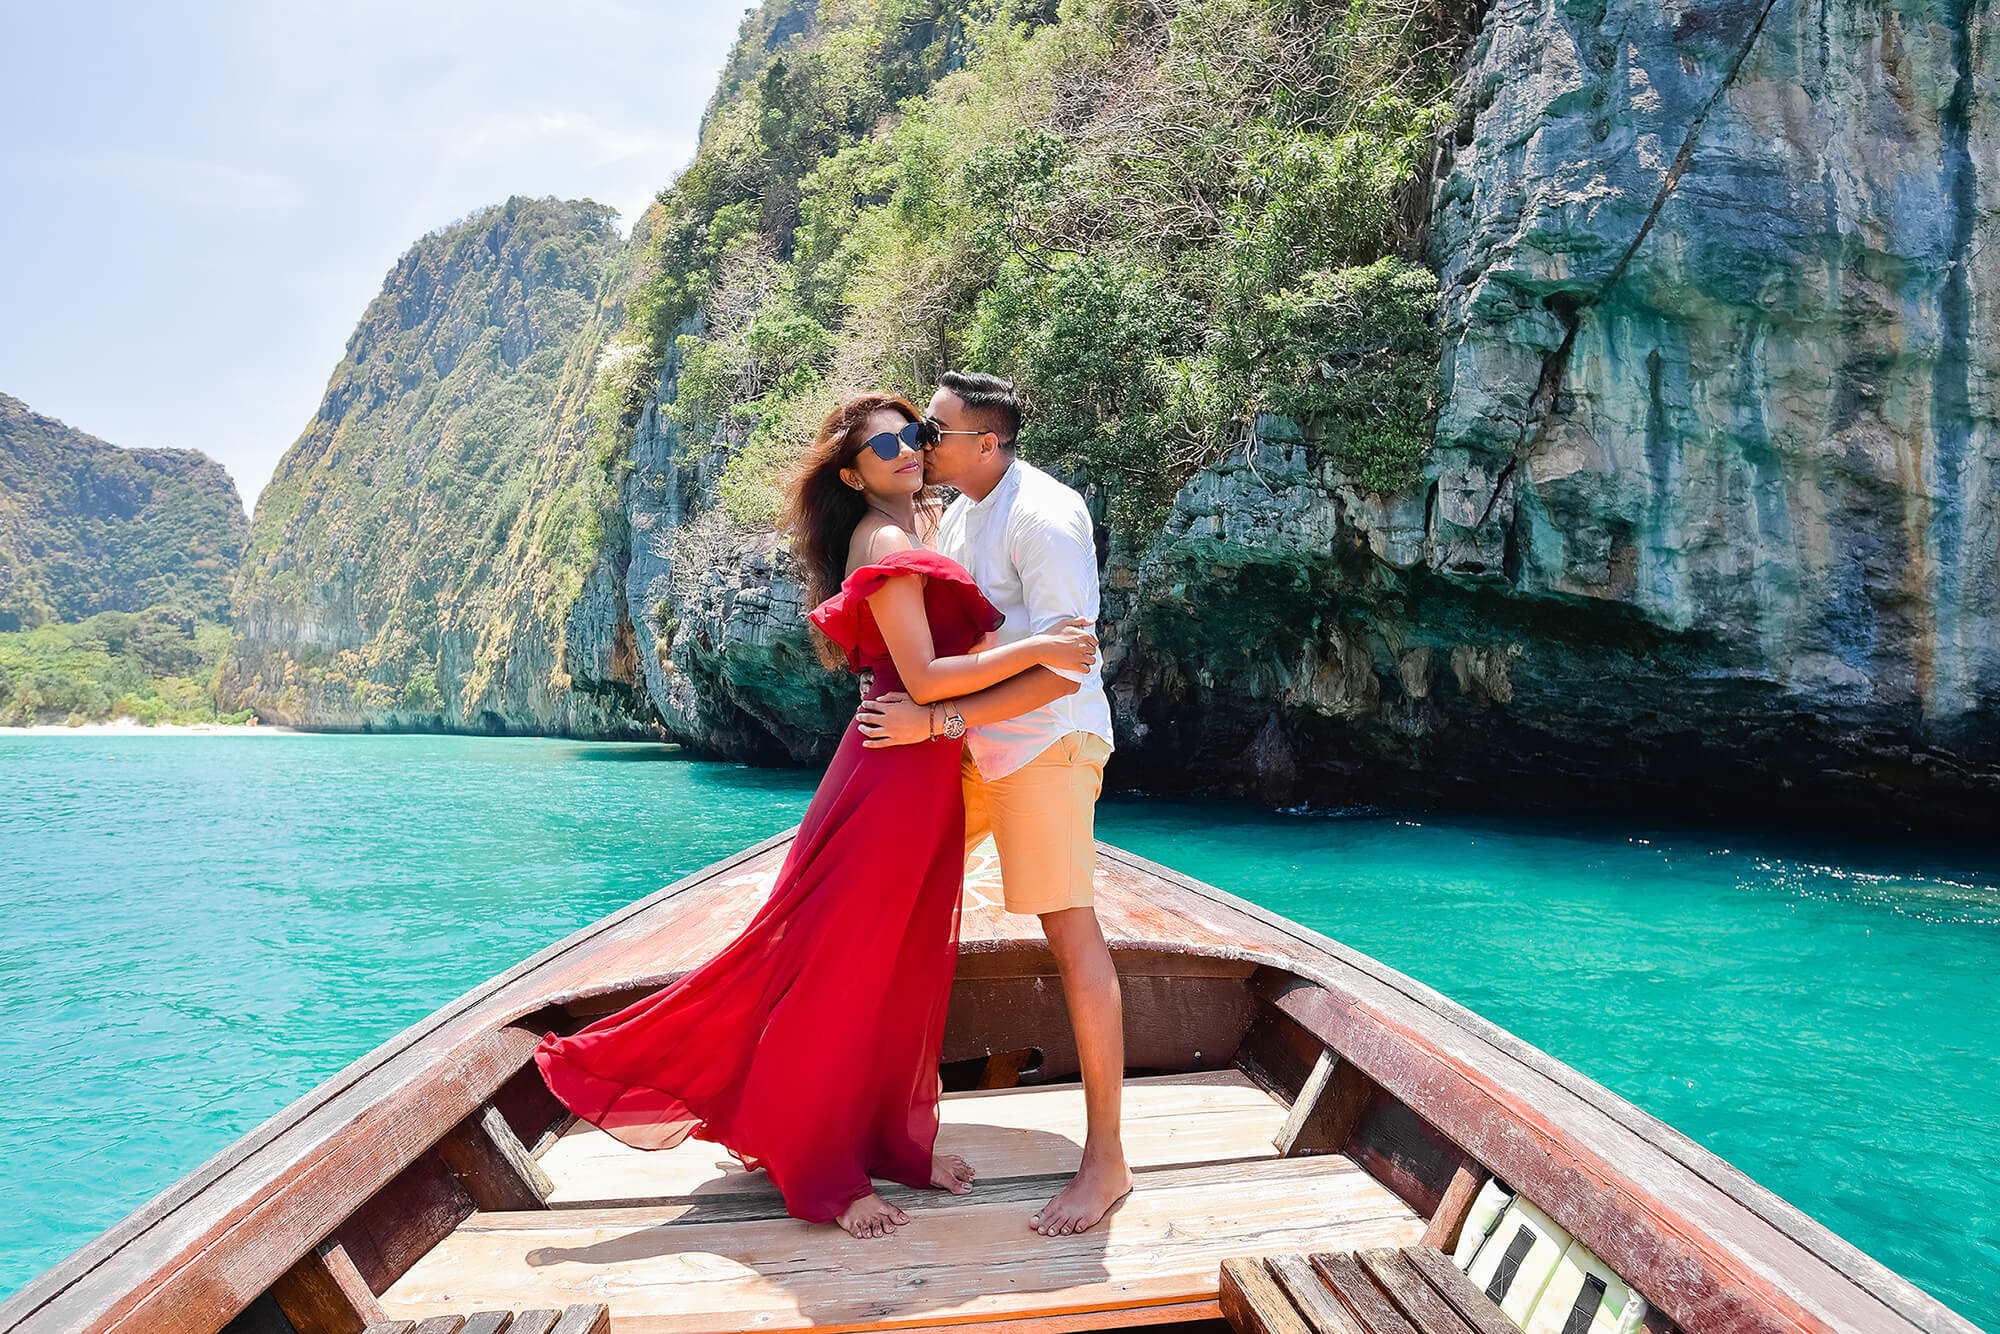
534, 393, 1096, 1238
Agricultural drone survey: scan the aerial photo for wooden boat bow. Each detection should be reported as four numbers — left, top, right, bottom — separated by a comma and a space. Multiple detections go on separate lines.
0, 835, 1977, 1334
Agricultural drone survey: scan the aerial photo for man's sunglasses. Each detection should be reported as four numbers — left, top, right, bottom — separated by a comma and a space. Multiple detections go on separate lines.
855, 418, 988, 461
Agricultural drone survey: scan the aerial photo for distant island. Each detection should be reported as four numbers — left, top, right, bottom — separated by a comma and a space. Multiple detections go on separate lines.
0, 394, 251, 726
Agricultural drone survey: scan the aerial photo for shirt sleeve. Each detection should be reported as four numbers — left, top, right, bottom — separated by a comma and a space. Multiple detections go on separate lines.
1010, 501, 1101, 684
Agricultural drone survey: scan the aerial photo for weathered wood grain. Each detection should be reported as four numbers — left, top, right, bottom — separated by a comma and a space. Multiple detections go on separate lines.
437, 1105, 553, 1213
1419, 1166, 1490, 1252
1356, 1250, 1475, 1334
547, 1307, 610, 1334
270, 1242, 385, 1334
330, 1149, 478, 1296
1274, 1054, 1375, 1158
1221, 1258, 1314, 1334
382, 1154, 1422, 1331
541, 1070, 1286, 1208
1347, 1093, 1476, 1220
1401, 1246, 1535, 1334
1265, 1255, 1367, 1334
1311, 1253, 1417, 1334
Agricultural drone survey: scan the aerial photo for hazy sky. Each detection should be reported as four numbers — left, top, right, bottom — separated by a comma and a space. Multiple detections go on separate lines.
0, 1, 744, 509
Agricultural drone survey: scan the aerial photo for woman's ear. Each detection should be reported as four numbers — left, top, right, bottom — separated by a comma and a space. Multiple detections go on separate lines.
839, 465, 863, 492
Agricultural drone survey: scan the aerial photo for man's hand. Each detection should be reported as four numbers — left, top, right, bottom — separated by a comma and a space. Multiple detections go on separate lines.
856, 691, 934, 748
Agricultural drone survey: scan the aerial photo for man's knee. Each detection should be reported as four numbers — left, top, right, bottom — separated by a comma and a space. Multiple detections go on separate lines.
1040, 906, 1111, 965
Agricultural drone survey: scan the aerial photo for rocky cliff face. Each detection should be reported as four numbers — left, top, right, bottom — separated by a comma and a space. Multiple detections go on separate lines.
223, 197, 657, 735
612, 0, 2000, 831
619, 343, 855, 762
0, 393, 247, 629
1095, 0, 2000, 828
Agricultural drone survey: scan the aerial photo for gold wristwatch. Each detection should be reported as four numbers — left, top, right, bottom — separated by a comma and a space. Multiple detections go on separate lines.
940, 702, 967, 740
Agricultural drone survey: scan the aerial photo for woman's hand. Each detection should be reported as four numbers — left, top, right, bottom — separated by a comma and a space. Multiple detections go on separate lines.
1032, 618, 1098, 675
856, 692, 934, 748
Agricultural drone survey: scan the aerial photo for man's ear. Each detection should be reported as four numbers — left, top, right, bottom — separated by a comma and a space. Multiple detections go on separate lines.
980, 431, 999, 457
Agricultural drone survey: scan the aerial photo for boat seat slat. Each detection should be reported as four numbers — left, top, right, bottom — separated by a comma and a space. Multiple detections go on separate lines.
1266, 1254, 1366, 1334
362, 1304, 606, 1334
1221, 1248, 1538, 1334
1401, 1246, 1531, 1334
1357, 1250, 1478, 1334
1309, 1252, 1419, 1334
1220, 1258, 1317, 1334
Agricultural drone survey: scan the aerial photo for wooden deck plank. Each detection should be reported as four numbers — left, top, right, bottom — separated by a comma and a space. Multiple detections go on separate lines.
381, 1155, 1422, 1333
539, 1071, 1286, 1206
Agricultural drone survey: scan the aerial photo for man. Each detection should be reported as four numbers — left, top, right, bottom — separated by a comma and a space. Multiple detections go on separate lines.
854, 370, 1131, 1236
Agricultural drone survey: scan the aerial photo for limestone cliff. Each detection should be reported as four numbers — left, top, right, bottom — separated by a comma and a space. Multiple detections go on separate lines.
619, 0, 2000, 831
223, 196, 656, 735
0, 393, 247, 629
1101, 0, 2000, 828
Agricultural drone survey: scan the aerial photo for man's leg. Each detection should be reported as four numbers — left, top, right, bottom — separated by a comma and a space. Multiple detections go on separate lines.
983, 734, 1129, 1234
1032, 903, 1131, 1235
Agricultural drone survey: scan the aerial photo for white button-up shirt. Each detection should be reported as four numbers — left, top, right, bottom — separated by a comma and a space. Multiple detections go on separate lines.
936, 459, 1115, 781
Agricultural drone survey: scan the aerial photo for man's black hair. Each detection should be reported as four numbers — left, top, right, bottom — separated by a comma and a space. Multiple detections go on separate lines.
938, 370, 1023, 451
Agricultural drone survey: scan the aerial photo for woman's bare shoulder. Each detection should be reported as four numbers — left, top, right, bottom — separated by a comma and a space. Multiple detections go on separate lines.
845, 517, 923, 575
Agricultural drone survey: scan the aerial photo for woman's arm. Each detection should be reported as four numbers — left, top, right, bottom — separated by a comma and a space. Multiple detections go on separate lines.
854, 670, 1079, 748
866, 573, 1093, 705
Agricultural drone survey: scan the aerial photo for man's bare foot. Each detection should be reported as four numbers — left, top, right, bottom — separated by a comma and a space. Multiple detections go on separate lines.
932, 1152, 976, 1195
836, 1191, 910, 1238
1030, 1158, 1133, 1236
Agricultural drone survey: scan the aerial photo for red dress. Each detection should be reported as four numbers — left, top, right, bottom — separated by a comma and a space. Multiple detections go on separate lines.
534, 548, 1002, 1222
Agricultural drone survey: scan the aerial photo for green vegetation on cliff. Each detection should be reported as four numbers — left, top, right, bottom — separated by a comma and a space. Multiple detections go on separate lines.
0, 393, 247, 631
625, 0, 1458, 533
226, 196, 625, 726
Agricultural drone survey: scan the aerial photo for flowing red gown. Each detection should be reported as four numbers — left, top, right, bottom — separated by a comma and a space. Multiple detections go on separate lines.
534, 547, 1003, 1223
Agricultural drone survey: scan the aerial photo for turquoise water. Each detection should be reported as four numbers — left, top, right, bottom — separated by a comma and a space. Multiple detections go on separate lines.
1, 735, 1994, 1321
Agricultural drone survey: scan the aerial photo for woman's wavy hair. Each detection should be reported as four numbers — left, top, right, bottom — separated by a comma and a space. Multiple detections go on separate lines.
784, 392, 926, 670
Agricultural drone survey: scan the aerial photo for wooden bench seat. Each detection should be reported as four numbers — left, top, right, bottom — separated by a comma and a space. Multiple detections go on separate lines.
363, 1303, 610, 1334
1220, 1247, 1518, 1334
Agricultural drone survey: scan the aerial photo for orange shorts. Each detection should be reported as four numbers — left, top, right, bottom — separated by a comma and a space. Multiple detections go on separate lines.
962, 732, 1111, 916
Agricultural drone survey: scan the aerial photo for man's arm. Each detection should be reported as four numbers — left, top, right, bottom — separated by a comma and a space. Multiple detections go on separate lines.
1011, 505, 1100, 683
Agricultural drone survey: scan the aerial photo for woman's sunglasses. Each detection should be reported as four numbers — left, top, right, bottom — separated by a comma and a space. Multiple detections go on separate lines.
855, 420, 931, 461
855, 418, 985, 461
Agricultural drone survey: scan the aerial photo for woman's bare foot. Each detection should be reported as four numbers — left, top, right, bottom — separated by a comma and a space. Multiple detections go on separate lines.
931, 1152, 976, 1195
836, 1191, 910, 1238
1030, 1156, 1132, 1236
